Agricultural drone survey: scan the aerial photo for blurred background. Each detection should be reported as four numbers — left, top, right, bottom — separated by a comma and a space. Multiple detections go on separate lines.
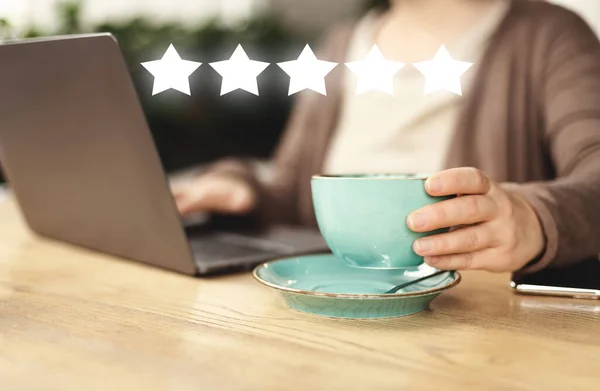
0, 0, 377, 185
0, 0, 599, 185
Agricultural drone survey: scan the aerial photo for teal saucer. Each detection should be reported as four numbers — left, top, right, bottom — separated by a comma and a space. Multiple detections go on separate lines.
253, 254, 461, 319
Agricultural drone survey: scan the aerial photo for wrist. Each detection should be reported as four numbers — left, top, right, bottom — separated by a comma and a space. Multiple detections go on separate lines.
522, 197, 546, 263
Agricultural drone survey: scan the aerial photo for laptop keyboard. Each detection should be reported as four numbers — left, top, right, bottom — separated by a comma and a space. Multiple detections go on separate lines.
188, 231, 287, 264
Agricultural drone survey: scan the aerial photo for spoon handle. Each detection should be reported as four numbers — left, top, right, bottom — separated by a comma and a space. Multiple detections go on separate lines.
385, 270, 451, 294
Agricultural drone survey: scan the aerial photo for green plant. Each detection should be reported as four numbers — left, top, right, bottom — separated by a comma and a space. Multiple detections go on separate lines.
57, 0, 83, 34
0, 18, 12, 39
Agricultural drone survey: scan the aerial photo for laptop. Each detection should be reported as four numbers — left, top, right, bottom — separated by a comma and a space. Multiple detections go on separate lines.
0, 33, 327, 276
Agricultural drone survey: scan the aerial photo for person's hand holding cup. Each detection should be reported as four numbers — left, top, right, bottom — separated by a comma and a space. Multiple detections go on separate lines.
408, 167, 545, 272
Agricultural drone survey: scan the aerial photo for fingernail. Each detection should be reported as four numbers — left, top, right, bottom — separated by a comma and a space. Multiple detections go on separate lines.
231, 192, 249, 210
408, 213, 427, 229
424, 256, 439, 265
415, 239, 433, 253
427, 177, 443, 193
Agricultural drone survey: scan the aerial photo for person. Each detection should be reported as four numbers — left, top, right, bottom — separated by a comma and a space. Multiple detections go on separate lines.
172, 0, 600, 276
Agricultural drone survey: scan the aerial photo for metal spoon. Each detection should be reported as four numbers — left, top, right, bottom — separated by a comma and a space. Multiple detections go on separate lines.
384, 270, 450, 294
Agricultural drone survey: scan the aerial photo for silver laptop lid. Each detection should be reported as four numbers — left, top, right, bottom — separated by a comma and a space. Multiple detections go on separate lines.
0, 34, 197, 275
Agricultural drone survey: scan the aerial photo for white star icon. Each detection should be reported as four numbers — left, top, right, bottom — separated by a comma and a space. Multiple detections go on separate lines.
345, 45, 404, 95
141, 44, 202, 96
277, 44, 337, 96
209, 45, 270, 96
413, 45, 473, 96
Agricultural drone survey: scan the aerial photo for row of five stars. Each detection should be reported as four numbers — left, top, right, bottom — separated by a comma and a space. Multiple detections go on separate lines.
141, 44, 473, 97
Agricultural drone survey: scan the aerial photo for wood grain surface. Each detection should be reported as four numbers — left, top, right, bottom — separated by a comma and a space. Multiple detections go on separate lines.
0, 196, 598, 391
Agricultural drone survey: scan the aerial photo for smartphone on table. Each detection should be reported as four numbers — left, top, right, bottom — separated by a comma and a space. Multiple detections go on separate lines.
510, 256, 600, 299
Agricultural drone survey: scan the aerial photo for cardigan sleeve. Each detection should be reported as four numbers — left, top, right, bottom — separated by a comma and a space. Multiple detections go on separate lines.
508, 8, 600, 274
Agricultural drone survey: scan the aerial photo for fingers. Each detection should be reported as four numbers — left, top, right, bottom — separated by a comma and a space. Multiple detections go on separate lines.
422, 247, 505, 271
177, 187, 254, 215
423, 250, 488, 270
408, 168, 528, 272
174, 177, 256, 216
413, 224, 494, 257
407, 195, 498, 232
170, 182, 186, 198
425, 167, 491, 196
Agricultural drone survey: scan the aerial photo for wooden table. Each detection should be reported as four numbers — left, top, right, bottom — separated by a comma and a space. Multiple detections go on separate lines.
0, 196, 598, 391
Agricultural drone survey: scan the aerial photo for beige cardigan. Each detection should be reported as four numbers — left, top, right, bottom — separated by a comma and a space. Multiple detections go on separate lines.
212, 0, 600, 274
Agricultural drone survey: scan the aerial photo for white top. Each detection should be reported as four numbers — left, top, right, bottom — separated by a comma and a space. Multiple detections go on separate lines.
323, 2, 510, 175
0, 185, 7, 204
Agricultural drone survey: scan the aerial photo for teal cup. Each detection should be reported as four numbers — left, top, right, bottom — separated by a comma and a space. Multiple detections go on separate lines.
311, 174, 452, 269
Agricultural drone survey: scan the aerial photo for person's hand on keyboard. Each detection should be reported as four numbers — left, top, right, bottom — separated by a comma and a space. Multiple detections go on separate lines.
171, 173, 256, 216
